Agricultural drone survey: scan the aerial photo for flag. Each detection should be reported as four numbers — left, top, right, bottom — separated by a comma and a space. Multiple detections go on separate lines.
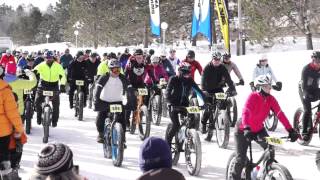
191, 0, 212, 43
149, 0, 160, 36
215, 0, 230, 52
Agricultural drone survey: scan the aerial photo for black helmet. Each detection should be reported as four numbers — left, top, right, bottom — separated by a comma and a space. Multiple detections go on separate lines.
76, 50, 84, 58
107, 52, 117, 59
212, 52, 222, 60
312, 51, 320, 59
103, 52, 108, 57
90, 52, 98, 58
85, 49, 91, 54
178, 62, 191, 75
134, 49, 143, 56
223, 52, 231, 60
187, 50, 195, 59
148, 49, 155, 55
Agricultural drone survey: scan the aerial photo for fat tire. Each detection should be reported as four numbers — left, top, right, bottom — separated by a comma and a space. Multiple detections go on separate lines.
185, 129, 202, 176
228, 97, 238, 127
78, 92, 84, 121
215, 110, 230, 149
261, 163, 293, 180
293, 108, 312, 145
111, 122, 124, 167
25, 101, 32, 134
42, 106, 51, 143
165, 123, 180, 166
138, 107, 151, 140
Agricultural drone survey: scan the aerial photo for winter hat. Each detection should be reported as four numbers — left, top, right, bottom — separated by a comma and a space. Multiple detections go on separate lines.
139, 136, 172, 172
35, 143, 73, 175
134, 49, 143, 56
187, 50, 195, 59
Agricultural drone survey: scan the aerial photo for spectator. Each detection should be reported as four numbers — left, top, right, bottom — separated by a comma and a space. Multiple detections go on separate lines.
0, 49, 16, 68
60, 48, 73, 70
29, 143, 87, 180
137, 136, 185, 180
168, 49, 180, 73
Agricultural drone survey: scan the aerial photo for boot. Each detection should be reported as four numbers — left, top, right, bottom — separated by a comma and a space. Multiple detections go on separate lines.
37, 114, 42, 125
97, 132, 104, 143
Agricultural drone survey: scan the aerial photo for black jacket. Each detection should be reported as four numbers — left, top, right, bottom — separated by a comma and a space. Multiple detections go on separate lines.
201, 63, 235, 92
68, 60, 88, 81
93, 73, 128, 111
301, 63, 320, 95
86, 59, 100, 81
165, 75, 205, 106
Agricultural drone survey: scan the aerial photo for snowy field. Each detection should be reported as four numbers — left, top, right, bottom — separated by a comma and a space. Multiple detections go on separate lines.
19, 38, 320, 179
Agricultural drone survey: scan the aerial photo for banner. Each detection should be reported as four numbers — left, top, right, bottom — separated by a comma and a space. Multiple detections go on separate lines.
215, 0, 230, 52
149, 0, 160, 36
191, 0, 212, 43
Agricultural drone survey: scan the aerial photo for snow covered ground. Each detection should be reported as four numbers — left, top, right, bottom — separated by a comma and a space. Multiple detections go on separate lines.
19, 38, 320, 179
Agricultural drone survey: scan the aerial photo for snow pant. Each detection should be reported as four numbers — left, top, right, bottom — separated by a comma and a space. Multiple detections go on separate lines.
231, 127, 268, 180
0, 136, 10, 163
301, 90, 320, 134
35, 90, 60, 124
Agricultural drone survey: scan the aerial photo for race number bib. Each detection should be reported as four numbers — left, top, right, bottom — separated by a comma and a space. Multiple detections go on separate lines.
265, 137, 283, 146
215, 92, 226, 100
138, 88, 148, 96
110, 104, 122, 113
159, 78, 167, 86
186, 106, 200, 114
24, 89, 33, 95
43, 91, 53, 96
76, 80, 84, 86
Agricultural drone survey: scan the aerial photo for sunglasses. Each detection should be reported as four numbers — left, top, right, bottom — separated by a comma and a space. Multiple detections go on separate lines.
260, 59, 268, 62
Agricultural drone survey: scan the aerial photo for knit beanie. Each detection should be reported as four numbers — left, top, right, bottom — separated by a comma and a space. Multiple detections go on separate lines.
35, 143, 73, 175
139, 137, 172, 172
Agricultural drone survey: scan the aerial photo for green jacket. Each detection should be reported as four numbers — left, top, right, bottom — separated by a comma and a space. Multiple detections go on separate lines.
97, 61, 123, 76
34, 61, 66, 85
9, 72, 37, 115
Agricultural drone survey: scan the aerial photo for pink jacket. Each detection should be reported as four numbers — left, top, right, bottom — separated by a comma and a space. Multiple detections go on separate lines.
240, 92, 292, 133
144, 65, 168, 85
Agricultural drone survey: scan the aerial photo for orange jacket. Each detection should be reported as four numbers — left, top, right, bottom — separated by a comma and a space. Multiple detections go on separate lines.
0, 79, 24, 137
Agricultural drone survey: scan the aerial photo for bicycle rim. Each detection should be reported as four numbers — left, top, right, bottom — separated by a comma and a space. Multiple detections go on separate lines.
263, 164, 293, 180
185, 129, 201, 176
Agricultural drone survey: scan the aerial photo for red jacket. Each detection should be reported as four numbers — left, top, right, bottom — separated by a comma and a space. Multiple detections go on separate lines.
182, 59, 202, 80
240, 92, 292, 133
0, 55, 16, 68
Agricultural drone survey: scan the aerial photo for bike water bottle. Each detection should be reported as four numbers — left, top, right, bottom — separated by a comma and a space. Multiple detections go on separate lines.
250, 166, 260, 180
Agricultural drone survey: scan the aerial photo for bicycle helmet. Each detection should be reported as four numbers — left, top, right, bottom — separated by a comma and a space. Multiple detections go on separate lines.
44, 50, 54, 59
223, 52, 231, 60
27, 54, 35, 61
107, 52, 117, 59
312, 51, 320, 59
148, 49, 155, 56
134, 49, 143, 56
254, 74, 272, 86
151, 55, 160, 64
108, 58, 120, 68
178, 62, 191, 75
212, 51, 222, 60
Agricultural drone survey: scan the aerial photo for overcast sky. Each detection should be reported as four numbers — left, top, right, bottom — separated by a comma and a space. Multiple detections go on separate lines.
0, 0, 58, 11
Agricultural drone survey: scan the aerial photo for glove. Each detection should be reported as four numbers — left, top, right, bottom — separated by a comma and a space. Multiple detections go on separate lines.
249, 81, 255, 91
24, 69, 33, 77
276, 81, 282, 91
243, 127, 255, 141
288, 128, 299, 142
60, 85, 66, 93
15, 139, 23, 153
14, 132, 22, 139
226, 88, 237, 97
238, 79, 244, 86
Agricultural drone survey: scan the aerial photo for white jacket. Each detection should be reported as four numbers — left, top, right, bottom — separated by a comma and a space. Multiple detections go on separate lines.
252, 64, 277, 82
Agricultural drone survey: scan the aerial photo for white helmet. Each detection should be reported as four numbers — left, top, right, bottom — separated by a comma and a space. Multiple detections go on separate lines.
254, 74, 272, 86
151, 55, 160, 64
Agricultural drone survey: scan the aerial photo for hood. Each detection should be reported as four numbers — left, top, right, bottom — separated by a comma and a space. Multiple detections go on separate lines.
4, 73, 18, 83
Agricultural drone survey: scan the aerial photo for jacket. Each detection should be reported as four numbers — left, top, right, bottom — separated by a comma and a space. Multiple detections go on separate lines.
86, 59, 100, 81
301, 63, 320, 95
201, 63, 235, 91
223, 61, 243, 80
17, 57, 28, 69
165, 75, 205, 106
181, 59, 202, 80
93, 73, 128, 112
252, 64, 277, 82
137, 168, 185, 180
239, 92, 292, 133
119, 53, 131, 70
161, 58, 175, 77
6, 72, 37, 115
60, 54, 73, 69
0, 79, 24, 137
68, 60, 88, 80
0, 55, 16, 68
125, 58, 155, 88
144, 65, 168, 85
34, 61, 66, 90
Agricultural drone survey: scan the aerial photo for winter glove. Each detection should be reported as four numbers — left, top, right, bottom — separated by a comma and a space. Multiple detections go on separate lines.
226, 88, 237, 97
249, 81, 255, 91
15, 139, 23, 153
238, 79, 244, 86
288, 128, 299, 142
243, 127, 255, 141
60, 85, 66, 93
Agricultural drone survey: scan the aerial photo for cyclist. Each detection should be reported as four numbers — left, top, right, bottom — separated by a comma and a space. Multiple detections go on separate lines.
168, 48, 180, 73
181, 50, 202, 80
33, 51, 44, 68
60, 48, 73, 70
231, 74, 298, 180
251, 54, 282, 91
144, 55, 168, 87
0, 49, 16, 68
201, 52, 237, 135
33, 50, 66, 127
159, 50, 175, 77
124, 49, 156, 128
222, 52, 244, 85
68, 51, 89, 109
17, 51, 29, 69
94, 59, 128, 143
165, 62, 206, 150
86, 52, 100, 81
299, 51, 320, 141
25, 55, 35, 70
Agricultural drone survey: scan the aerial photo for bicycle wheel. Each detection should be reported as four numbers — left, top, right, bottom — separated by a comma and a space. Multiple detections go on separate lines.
42, 106, 51, 143
111, 122, 124, 167
130, 110, 136, 134
138, 106, 151, 140
227, 97, 238, 127
161, 92, 168, 118
103, 124, 112, 159
165, 123, 180, 166
215, 109, 230, 149
261, 163, 293, 180
151, 94, 162, 126
265, 111, 279, 131
293, 107, 312, 145
78, 92, 84, 121
226, 152, 248, 180
190, 98, 200, 130
25, 100, 32, 134
88, 84, 93, 109
74, 92, 78, 117
185, 129, 202, 176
